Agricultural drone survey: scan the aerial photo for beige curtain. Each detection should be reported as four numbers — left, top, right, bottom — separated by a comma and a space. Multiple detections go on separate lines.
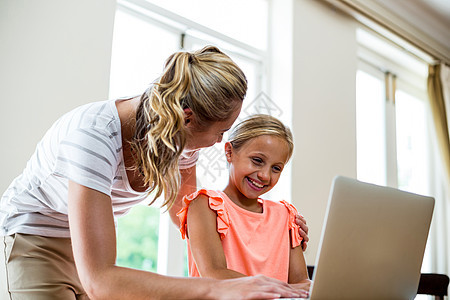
428, 64, 450, 184
427, 63, 450, 276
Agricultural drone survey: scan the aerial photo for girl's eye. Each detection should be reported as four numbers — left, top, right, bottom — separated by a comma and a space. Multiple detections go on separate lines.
272, 166, 282, 173
252, 157, 263, 164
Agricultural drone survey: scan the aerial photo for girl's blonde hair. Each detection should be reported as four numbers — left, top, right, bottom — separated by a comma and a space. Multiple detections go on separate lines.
131, 46, 247, 208
228, 114, 294, 161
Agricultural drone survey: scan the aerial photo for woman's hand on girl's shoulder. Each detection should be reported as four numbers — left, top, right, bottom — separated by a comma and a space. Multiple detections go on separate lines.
295, 214, 309, 251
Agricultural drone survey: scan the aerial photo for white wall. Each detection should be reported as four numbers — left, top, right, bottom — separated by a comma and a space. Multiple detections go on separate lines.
270, 0, 358, 264
0, 0, 116, 192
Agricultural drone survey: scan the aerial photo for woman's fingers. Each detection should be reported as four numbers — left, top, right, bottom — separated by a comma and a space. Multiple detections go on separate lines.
216, 275, 304, 300
248, 275, 309, 298
290, 279, 312, 292
295, 214, 309, 235
295, 214, 309, 251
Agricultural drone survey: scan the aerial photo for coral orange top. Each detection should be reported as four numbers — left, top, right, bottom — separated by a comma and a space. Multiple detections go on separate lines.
177, 189, 302, 282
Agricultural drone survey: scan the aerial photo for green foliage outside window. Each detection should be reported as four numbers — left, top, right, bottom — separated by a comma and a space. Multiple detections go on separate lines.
116, 205, 160, 272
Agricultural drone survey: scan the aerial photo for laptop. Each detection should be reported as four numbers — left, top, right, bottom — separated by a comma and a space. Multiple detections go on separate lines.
296, 176, 435, 300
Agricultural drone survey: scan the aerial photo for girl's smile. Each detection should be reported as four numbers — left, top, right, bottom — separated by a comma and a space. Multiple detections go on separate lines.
246, 176, 265, 190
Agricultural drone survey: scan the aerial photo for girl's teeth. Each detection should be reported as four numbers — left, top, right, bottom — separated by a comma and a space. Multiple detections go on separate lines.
249, 178, 263, 188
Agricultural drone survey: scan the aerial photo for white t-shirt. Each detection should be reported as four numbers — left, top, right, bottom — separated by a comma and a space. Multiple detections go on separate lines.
0, 99, 149, 238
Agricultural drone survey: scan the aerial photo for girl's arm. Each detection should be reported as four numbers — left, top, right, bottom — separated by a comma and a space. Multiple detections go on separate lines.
68, 181, 301, 299
288, 238, 312, 293
186, 194, 246, 279
288, 245, 309, 283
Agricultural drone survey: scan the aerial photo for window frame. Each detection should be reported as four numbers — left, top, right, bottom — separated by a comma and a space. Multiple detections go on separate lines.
356, 28, 430, 190
114, 0, 269, 276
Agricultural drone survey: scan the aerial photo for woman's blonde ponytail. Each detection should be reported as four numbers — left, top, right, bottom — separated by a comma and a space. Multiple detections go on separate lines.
131, 46, 247, 208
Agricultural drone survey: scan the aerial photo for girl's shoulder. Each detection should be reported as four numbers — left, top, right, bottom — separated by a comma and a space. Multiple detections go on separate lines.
177, 189, 230, 240
275, 200, 302, 248
182, 189, 228, 216
183, 189, 225, 202
279, 200, 299, 215
262, 199, 299, 214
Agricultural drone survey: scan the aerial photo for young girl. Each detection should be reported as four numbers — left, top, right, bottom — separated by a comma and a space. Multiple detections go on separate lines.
178, 114, 311, 294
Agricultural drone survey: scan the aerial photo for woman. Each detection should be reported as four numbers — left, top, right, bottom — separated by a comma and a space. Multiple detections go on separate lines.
0, 46, 308, 299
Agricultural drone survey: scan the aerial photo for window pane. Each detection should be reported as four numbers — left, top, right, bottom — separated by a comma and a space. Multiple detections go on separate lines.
356, 70, 386, 185
146, 0, 268, 50
109, 9, 180, 98
116, 205, 160, 271
395, 90, 429, 195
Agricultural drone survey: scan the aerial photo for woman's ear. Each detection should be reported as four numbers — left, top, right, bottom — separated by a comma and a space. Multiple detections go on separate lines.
183, 108, 193, 125
224, 142, 233, 162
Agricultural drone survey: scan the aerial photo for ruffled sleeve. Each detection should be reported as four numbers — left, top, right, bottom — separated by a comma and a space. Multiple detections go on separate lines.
177, 189, 230, 240
280, 200, 303, 248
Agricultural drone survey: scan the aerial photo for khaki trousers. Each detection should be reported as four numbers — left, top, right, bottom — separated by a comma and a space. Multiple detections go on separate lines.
0, 233, 89, 300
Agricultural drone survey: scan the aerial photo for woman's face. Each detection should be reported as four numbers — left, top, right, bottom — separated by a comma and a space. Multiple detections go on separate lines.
184, 102, 242, 151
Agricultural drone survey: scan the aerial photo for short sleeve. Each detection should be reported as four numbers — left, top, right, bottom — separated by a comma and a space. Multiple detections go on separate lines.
178, 149, 200, 169
53, 127, 120, 196
177, 189, 230, 240
280, 200, 303, 248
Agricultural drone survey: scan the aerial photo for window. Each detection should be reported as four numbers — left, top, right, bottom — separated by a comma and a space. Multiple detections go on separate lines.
356, 29, 429, 190
355, 29, 432, 277
110, 0, 269, 276
109, 7, 181, 273
396, 89, 430, 195
116, 205, 160, 272
356, 66, 386, 186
